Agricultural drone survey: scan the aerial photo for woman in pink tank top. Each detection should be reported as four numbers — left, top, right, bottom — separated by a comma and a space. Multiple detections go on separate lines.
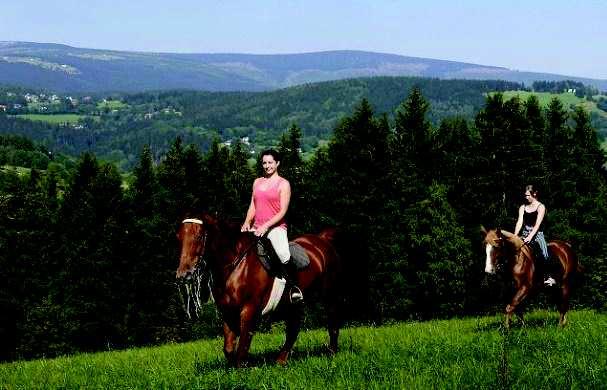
241, 149, 303, 302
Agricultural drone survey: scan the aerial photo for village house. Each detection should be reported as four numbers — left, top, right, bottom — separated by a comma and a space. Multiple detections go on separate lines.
24, 93, 38, 103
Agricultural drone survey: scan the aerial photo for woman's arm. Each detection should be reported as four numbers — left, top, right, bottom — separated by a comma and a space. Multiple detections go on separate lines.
514, 205, 524, 236
241, 180, 258, 232
254, 179, 291, 236
524, 204, 545, 243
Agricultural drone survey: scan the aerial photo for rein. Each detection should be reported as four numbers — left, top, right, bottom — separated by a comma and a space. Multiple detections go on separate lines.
181, 218, 261, 285
224, 235, 261, 272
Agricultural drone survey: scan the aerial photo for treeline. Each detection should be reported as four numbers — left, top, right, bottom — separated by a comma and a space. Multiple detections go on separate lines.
0, 134, 52, 170
1, 90, 606, 362
1, 77, 524, 169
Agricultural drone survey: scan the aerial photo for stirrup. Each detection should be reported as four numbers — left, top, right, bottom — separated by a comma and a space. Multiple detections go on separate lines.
544, 277, 556, 287
289, 286, 304, 304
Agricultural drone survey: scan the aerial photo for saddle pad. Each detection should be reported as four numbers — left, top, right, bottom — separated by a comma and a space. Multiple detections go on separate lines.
289, 242, 310, 269
257, 241, 311, 275
262, 277, 286, 315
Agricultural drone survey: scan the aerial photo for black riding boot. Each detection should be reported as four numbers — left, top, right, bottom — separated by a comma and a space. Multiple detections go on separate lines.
282, 259, 304, 303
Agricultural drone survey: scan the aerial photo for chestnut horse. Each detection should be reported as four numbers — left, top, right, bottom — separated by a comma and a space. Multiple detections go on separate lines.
483, 227, 582, 327
176, 214, 342, 367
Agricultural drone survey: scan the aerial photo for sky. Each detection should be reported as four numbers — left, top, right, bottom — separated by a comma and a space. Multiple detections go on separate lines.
1, 0, 606, 79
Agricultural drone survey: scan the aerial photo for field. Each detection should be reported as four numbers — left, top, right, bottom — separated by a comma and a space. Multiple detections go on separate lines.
1, 310, 605, 389
499, 90, 607, 120
97, 100, 128, 110
12, 114, 88, 125
0, 165, 31, 176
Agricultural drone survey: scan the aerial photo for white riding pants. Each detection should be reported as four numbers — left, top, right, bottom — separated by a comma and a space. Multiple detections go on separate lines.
267, 227, 290, 264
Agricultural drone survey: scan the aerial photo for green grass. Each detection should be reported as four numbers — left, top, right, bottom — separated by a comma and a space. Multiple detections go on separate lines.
97, 100, 128, 110
498, 90, 607, 120
1, 310, 605, 389
12, 114, 88, 124
1, 165, 31, 176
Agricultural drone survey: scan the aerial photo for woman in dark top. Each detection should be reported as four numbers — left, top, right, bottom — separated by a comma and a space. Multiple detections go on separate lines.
514, 185, 555, 286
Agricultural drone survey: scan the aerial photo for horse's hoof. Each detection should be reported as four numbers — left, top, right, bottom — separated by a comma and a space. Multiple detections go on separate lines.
325, 344, 338, 355
276, 352, 289, 366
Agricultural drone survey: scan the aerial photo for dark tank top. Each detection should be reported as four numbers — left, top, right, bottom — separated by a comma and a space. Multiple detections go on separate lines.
523, 204, 544, 230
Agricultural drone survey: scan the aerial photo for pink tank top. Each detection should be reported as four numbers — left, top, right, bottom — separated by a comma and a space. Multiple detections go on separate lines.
253, 177, 287, 230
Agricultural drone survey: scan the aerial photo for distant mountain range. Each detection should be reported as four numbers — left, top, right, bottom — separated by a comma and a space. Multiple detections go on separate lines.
1, 41, 606, 93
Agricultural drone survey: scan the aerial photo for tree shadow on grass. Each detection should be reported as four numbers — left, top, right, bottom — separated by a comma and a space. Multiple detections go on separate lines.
474, 314, 561, 333
194, 342, 362, 373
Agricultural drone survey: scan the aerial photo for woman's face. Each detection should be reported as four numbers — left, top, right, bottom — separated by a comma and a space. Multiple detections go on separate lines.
524, 191, 536, 204
262, 155, 279, 176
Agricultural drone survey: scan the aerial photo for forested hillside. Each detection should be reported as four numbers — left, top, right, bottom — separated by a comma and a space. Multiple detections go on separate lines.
0, 77, 530, 169
2, 88, 606, 362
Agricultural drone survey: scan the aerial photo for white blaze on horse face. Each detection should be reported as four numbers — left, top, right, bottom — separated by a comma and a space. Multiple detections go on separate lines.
485, 244, 495, 274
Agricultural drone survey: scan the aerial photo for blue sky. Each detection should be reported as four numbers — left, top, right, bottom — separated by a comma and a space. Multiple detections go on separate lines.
1, 0, 606, 79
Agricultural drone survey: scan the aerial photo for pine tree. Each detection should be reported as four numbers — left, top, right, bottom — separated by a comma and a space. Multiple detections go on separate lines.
544, 97, 574, 208
227, 141, 254, 219
278, 124, 305, 233
204, 138, 231, 215
131, 145, 158, 217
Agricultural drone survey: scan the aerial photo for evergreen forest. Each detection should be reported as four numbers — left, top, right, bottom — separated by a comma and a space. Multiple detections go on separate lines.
1, 87, 606, 362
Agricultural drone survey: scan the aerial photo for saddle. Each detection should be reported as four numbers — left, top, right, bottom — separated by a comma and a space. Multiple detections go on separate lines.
256, 238, 310, 278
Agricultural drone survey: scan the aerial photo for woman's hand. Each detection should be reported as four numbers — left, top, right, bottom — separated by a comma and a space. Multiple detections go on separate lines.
241, 222, 252, 232
523, 236, 532, 244
254, 224, 269, 237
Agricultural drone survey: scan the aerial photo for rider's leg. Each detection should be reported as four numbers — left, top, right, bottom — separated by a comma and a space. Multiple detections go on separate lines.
535, 232, 555, 286
267, 227, 303, 302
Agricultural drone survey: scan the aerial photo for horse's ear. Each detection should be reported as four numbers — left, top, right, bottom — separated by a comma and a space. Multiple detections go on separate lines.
496, 227, 503, 238
201, 213, 217, 226
480, 225, 487, 235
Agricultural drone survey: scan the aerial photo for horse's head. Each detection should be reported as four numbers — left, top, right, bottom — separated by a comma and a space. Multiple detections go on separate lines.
176, 214, 217, 279
482, 226, 523, 274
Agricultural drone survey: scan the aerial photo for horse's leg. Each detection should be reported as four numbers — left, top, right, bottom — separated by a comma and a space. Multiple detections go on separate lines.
326, 296, 340, 353
235, 305, 257, 368
505, 285, 530, 329
222, 322, 238, 366
558, 281, 570, 327
277, 306, 302, 366
515, 306, 526, 327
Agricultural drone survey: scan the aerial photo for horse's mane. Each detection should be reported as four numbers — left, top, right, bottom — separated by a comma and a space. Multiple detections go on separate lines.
207, 215, 256, 244
499, 230, 524, 250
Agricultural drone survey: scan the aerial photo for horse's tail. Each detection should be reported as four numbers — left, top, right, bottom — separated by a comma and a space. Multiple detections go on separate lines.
557, 241, 585, 280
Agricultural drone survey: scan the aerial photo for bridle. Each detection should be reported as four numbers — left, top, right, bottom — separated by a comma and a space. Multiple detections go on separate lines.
177, 218, 209, 319
487, 233, 530, 273
176, 218, 260, 319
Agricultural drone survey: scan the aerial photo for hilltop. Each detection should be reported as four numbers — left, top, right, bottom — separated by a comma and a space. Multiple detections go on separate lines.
1, 41, 606, 93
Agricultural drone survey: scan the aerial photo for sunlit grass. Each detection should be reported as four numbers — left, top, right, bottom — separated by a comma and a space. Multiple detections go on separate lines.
1, 310, 605, 389
12, 114, 89, 124
497, 90, 607, 120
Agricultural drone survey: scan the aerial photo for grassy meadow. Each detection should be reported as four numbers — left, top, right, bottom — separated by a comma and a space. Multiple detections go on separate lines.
97, 100, 128, 110
1, 310, 605, 389
498, 90, 607, 120
12, 114, 89, 125
0, 165, 32, 176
